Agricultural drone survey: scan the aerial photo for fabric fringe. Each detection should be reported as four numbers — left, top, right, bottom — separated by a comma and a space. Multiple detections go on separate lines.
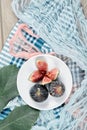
11, 0, 87, 129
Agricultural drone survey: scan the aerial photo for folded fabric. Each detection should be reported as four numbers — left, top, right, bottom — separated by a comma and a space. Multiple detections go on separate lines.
0, 20, 85, 130
11, 0, 87, 129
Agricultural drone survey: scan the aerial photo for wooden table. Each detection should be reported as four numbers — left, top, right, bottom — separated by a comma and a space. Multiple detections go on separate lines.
0, 0, 17, 51
0, 0, 87, 51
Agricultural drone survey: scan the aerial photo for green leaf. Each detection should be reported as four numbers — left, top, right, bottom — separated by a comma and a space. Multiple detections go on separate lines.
0, 65, 40, 130
0, 65, 19, 111
0, 105, 39, 130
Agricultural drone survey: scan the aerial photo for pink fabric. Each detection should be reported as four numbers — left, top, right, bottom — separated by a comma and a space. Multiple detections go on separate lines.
9, 23, 55, 59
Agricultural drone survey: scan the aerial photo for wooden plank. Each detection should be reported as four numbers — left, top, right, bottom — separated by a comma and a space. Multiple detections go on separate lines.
1, 0, 17, 47
81, 0, 87, 18
83, 0, 87, 8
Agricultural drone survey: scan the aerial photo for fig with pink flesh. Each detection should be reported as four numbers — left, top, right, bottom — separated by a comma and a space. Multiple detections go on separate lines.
41, 75, 52, 85
29, 70, 45, 82
36, 60, 48, 72
46, 68, 59, 80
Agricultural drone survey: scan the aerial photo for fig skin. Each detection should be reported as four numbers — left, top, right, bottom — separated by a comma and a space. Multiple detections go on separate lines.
30, 84, 48, 102
47, 79, 65, 97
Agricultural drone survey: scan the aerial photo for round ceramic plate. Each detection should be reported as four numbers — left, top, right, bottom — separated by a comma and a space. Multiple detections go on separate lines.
17, 54, 72, 110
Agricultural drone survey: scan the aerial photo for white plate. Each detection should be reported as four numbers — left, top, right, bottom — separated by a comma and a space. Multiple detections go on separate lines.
17, 54, 72, 110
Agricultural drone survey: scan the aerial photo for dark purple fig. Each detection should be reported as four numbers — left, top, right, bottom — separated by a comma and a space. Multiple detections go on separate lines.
49, 79, 65, 97
30, 84, 48, 102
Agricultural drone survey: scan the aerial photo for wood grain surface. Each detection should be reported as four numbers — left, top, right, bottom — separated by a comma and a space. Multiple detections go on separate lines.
0, 0, 87, 51
0, 0, 17, 51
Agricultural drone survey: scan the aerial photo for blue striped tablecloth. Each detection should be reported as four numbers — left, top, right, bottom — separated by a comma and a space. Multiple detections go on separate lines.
0, 20, 85, 120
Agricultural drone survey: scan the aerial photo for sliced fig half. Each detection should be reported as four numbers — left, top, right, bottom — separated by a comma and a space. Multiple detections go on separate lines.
29, 70, 44, 82
41, 75, 52, 85
30, 84, 48, 102
46, 68, 59, 80
36, 60, 48, 72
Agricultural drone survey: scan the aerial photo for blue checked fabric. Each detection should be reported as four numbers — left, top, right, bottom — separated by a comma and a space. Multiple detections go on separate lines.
0, 20, 85, 120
